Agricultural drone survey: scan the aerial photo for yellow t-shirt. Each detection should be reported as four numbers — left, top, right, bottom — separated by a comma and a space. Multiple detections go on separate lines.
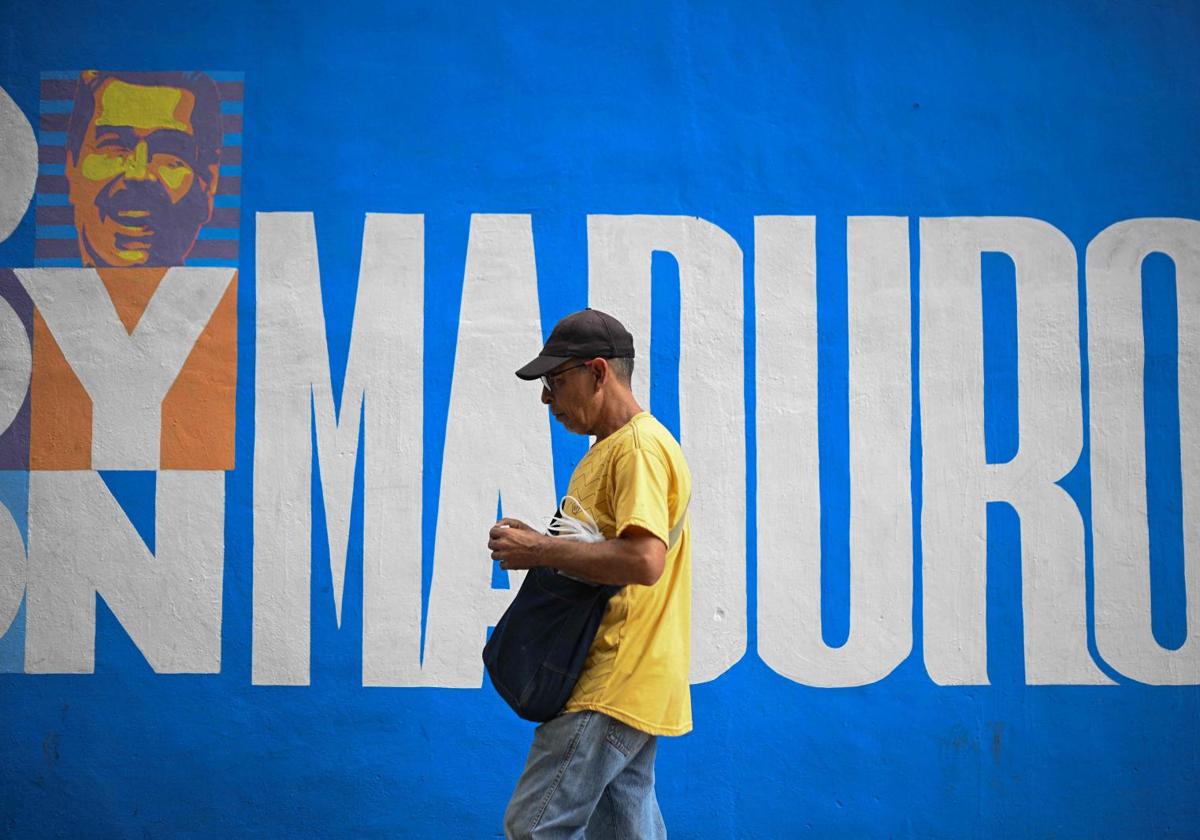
561, 412, 693, 736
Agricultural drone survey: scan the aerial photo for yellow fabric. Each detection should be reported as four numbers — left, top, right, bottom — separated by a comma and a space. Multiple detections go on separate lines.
561, 412, 693, 736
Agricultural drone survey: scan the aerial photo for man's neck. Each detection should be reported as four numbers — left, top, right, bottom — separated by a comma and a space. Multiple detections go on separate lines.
590, 389, 644, 442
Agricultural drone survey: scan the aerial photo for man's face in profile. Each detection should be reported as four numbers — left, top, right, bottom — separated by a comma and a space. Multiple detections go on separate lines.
66, 76, 219, 267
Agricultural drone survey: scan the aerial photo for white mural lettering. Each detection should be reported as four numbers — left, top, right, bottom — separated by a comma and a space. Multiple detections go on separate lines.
15, 267, 234, 470
253, 212, 425, 686
0, 292, 30, 440
1087, 218, 1200, 685
24, 470, 223, 673
422, 214, 555, 687
0, 206, 1192, 687
588, 214, 747, 684
920, 217, 1111, 685
756, 216, 914, 687
0, 474, 25, 642
0, 84, 36, 244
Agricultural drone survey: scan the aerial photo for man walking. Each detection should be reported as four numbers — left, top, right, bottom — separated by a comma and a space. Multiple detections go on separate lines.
488, 308, 692, 839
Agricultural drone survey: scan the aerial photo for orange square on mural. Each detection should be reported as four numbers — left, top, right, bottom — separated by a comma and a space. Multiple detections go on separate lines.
29, 268, 237, 470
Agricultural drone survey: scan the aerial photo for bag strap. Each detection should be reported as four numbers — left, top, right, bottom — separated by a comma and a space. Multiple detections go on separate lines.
667, 491, 691, 550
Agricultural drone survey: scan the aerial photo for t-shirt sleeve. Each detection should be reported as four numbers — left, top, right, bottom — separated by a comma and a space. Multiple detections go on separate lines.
610, 447, 671, 547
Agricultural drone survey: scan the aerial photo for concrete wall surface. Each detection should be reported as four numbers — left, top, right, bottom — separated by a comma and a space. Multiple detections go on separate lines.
1, 1, 1198, 836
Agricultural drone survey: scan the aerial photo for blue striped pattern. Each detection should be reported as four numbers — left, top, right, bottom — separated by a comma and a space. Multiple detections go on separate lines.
34, 254, 238, 268
40, 164, 241, 177
198, 228, 239, 240
35, 226, 78, 239
40, 69, 243, 81
38, 225, 241, 240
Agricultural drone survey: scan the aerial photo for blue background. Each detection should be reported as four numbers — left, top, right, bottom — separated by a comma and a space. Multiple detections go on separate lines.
1, 1, 1198, 836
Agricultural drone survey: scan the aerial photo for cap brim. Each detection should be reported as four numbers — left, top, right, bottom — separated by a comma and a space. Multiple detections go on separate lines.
515, 354, 573, 381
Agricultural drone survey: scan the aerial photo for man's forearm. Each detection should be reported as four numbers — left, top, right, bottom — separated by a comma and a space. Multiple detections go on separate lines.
489, 518, 666, 585
528, 534, 658, 587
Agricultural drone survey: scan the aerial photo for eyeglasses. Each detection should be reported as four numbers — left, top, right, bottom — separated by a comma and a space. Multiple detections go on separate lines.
540, 361, 591, 393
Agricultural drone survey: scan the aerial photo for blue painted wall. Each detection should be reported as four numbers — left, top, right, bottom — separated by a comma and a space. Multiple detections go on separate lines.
1, 1, 1198, 836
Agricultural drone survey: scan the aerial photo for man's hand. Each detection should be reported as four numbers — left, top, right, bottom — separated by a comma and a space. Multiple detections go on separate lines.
489, 518, 666, 586
488, 518, 549, 570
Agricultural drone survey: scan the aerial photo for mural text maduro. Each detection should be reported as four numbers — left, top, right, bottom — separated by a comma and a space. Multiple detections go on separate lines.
0, 72, 1196, 689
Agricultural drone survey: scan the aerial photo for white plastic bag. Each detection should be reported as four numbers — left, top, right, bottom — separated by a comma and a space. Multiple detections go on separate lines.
545, 495, 605, 543
545, 495, 604, 583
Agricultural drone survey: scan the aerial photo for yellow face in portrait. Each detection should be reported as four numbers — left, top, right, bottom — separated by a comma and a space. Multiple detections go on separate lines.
66, 75, 219, 267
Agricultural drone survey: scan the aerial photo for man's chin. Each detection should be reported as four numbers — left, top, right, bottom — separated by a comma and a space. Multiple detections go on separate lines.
79, 226, 145, 267
554, 414, 586, 435
84, 235, 169, 268
113, 230, 157, 265
114, 248, 152, 266
87, 246, 151, 267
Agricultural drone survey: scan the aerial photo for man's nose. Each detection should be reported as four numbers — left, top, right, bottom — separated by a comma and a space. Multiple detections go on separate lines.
541, 386, 552, 406
122, 140, 154, 181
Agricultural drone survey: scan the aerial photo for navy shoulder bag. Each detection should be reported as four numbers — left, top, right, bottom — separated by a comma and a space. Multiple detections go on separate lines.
482, 566, 619, 723
482, 497, 689, 723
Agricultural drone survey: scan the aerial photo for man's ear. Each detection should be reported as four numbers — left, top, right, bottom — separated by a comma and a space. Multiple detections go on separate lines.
591, 357, 610, 387
65, 150, 79, 204
202, 163, 219, 224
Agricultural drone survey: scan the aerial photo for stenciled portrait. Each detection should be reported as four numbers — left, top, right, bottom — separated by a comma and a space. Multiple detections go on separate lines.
65, 70, 222, 267
28, 70, 242, 470
37, 69, 242, 268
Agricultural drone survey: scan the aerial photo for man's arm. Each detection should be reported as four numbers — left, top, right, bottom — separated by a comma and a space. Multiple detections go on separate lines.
487, 518, 666, 587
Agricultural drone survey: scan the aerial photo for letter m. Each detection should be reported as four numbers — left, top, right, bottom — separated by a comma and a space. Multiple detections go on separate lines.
252, 213, 423, 685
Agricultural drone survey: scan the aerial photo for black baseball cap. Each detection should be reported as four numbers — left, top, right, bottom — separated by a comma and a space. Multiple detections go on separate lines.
515, 308, 635, 380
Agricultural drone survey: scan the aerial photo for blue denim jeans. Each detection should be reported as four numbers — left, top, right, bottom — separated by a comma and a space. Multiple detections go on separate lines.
504, 711, 667, 839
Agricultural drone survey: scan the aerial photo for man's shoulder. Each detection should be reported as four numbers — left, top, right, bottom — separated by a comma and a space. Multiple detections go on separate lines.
617, 414, 687, 471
